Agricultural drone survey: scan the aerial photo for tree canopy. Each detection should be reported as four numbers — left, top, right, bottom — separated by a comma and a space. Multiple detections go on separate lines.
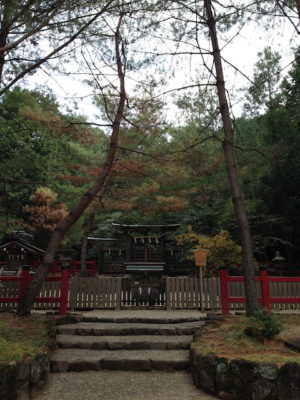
0, 0, 299, 315
1, 47, 299, 263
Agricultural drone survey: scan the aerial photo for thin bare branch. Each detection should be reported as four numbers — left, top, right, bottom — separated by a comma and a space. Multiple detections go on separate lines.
0, 177, 43, 185
0, 0, 116, 94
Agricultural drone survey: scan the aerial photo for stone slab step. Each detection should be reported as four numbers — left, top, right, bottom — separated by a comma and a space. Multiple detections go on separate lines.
50, 349, 190, 372
56, 321, 205, 336
81, 316, 204, 324
56, 334, 193, 350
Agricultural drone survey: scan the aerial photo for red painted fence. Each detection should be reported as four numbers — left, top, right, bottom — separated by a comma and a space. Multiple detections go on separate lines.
0, 265, 69, 315
220, 266, 300, 314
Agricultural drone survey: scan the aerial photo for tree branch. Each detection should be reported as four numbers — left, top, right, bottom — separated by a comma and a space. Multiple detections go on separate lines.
0, 0, 116, 94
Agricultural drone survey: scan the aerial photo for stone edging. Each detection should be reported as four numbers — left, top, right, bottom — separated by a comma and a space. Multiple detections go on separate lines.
0, 317, 56, 400
190, 320, 300, 400
0, 354, 49, 400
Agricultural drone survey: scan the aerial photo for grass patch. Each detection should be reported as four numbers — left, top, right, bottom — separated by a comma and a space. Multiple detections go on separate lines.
0, 313, 48, 363
193, 314, 300, 365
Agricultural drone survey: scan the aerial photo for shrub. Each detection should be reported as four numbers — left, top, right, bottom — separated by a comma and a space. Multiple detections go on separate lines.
176, 226, 242, 276
246, 309, 284, 339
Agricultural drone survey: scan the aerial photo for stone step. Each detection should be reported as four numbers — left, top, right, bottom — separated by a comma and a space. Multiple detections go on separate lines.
50, 349, 190, 372
56, 334, 193, 350
81, 316, 204, 324
56, 321, 205, 336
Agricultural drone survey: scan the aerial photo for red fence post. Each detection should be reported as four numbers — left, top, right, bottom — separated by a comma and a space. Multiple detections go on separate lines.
92, 260, 97, 276
259, 266, 270, 310
59, 264, 69, 316
219, 266, 230, 315
19, 265, 31, 298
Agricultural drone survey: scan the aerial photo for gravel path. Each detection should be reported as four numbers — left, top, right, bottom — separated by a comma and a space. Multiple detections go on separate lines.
37, 371, 217, 400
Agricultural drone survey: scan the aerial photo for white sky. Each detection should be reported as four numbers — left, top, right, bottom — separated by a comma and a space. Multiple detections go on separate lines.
27, 10, 299, 125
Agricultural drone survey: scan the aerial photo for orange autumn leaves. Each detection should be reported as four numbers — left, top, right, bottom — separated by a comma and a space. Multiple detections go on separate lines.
23, 187, 68, 233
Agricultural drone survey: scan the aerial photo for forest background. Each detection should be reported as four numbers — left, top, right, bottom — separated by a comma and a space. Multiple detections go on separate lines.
0, 0, 299, 279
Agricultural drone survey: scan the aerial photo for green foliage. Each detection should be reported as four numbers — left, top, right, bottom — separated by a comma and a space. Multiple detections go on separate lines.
176, 227, 242, 276
89, 46, 300, 266
0, 87, 106, 245
0, 88, 65, 230
0, 41, 299, 265
254, 49, 300, 261
244, 47, 282, 114
247, 309, 284, 339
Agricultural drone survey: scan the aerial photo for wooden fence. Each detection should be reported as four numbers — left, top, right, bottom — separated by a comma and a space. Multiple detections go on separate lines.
69, 277, 122, 309
166, 277, 220, 310
227, 280, 300, 311
0, 280, 64, 309
122, 286, 166, 307
0, 266, 69, 315
0, 274, 299, 312
220, 267, 300, 313
66, 277, 220, 310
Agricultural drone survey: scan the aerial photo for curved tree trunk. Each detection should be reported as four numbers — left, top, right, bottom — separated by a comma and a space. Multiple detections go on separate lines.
17, 14, 126, 315
204, 0, 259, 316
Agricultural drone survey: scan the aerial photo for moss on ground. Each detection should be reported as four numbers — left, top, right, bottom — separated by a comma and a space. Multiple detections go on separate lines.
193, 314, 300, 365
0, 313, 48, 362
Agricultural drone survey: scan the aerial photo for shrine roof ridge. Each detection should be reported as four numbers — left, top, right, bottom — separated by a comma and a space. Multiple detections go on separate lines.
0, 238, 45, 254
87, 237, 121, 242
111, 223, 180, 231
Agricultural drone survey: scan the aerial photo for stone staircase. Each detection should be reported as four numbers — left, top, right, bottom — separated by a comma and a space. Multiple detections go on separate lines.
50, 315, 206, 373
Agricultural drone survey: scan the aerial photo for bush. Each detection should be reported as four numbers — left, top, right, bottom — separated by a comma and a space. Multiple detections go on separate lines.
246, 309, 283, 339
176, 226, 242, 276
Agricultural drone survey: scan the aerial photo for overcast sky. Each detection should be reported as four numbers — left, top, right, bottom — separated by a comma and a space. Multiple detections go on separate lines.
27, 9, 299, 125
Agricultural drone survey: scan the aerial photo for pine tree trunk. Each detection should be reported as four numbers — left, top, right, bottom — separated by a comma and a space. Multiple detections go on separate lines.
17, 15, 126, 315
296, 0, 300, 20
0, 0, 10, 84
80, 213, 95, 275
204, 0, 259, 316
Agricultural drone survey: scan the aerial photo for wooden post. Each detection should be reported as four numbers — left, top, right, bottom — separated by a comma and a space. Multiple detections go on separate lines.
199, 267, 204, 311
219, 267, 230, 315
20, 265, 31, 298
259, 266, 270, 310
60, 264, 69, 316
91, 260, 97, 276
159, 235, 166, 263
194, 249, 208, 311
166, 277, 171, 310
116, 277, 122, 310
126, 236, 132, 262
98, 245, 104, 274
